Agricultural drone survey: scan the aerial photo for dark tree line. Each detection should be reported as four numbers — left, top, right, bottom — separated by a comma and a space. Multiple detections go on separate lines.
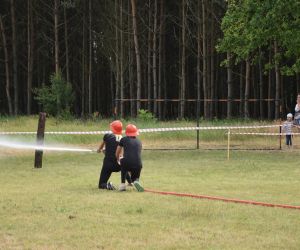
0, 0, 299, 119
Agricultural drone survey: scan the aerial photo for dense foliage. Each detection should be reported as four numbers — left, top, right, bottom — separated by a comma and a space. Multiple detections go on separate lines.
34, 72, 74, 117
0, 0, 299, 119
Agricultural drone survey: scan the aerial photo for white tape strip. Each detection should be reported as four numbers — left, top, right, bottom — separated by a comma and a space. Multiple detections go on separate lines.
231, 132, 300, 136
45, 130, 111, 135
0, 131, 111, 135
139, 125, 280, 133
0, 132, 37, 135
0, 125, 281, 135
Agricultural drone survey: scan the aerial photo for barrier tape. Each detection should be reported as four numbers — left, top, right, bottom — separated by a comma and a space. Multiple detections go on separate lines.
0, 125, 281, 135
231, 132, 300, 136
0, 131, 111, 135
145, 189, 300, 210
139, 125, 280, 133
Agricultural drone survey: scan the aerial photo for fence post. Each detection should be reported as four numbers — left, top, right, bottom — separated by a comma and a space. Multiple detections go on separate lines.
279, 124, 282, 150
227, 129, 231, 160
196, 99, 200, 149
34, 112, 46, 168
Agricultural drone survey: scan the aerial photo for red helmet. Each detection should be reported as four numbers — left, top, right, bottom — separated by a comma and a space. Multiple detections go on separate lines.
110, 120, 123, 135
125, 124, 139, 137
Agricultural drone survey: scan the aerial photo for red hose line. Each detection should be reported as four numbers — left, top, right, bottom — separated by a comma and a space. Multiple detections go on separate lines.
144, 189, 300, 210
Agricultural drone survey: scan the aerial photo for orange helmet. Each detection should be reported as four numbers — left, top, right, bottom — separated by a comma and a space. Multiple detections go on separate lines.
110, 120, 123, 135
125, 124, 139, 137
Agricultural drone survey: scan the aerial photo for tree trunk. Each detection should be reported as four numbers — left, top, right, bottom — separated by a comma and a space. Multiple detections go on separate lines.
197, 0, 201, 120
281, 74, 285, 116
158, 0, 164, 119
81, 2, 86, 116
258, 48, 264, 119
202, 0, 208, 119
153, 0, 158, 116
274, 40, 280, 119
210, 7, 215, 118
296, 73, 300, 95
128, 0, 134, 117
147, 0, 152, 112
27, 0, 34, 115
120, 0, 124, 118
244, 57, 250, 119
64, 4, 70, 82
88, 0, 92, 114
162, 21, 167, 119
0, 16, 13, 115
129, 47, 135, 117
11, 0, 18, 115
252, 66, 258, 118
227, 52, 232, 119
115, 0, 120, 117
268, 48, 272, 119
239, 62, 244, 117
130, 0, 142, 114
54, 0, 60, 73
36, 46, 41, 113
180, 0, 186, 119
215, 54, 219, 118
110, 64, 114, 115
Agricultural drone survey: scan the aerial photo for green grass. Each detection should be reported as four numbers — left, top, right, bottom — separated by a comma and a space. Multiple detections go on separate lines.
0, 115, 277, 132
0, 116, 283, 149
1, 149, 300, 249
1, 117, 299, 249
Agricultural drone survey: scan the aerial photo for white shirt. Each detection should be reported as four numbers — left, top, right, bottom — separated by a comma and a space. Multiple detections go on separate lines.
283, 121, 293, 135
295, 104, 300, 119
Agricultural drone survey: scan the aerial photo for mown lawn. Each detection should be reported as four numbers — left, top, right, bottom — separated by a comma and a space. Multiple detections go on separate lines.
1, 117, 299, 249
1, 148, 300, 249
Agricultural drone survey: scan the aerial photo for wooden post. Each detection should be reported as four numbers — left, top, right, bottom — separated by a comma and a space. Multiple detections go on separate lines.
279, 104, 282, 150
34, 112, 46, 168
196, 99, 200, 149
279, 125, 282, 150
227, 129, 231, 160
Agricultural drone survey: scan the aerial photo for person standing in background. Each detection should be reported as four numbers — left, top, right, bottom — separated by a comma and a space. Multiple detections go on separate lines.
283, 113, 294, 148
294, 94, 300, 125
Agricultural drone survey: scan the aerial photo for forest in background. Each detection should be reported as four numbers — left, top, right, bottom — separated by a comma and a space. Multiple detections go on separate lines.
0, 0, 299, 119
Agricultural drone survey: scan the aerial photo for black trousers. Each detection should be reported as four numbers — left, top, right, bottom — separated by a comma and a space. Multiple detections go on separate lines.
286, 135, 292, 146
120, 159, 142, 183
98, 158, 132, 189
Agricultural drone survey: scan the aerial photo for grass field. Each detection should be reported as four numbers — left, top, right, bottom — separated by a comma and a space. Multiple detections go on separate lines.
1, 117, 300, 249
0, 115, 286, 149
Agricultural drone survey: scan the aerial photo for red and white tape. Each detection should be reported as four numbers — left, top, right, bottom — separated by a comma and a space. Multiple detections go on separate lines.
139, 125, 280, 133
0, 125, 281, 135
0, 131, 111, 135
231, 132, 300, 136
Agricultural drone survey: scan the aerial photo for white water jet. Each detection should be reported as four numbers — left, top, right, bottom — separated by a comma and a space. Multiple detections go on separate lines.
0, 139, 95, 153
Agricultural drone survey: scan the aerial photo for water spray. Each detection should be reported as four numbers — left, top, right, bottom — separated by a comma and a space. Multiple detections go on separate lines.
0, 140, 96, 153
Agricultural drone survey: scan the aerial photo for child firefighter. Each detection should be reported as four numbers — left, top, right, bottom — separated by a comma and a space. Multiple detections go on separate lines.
97, 120, 132, 190
116, 124, 144, 192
